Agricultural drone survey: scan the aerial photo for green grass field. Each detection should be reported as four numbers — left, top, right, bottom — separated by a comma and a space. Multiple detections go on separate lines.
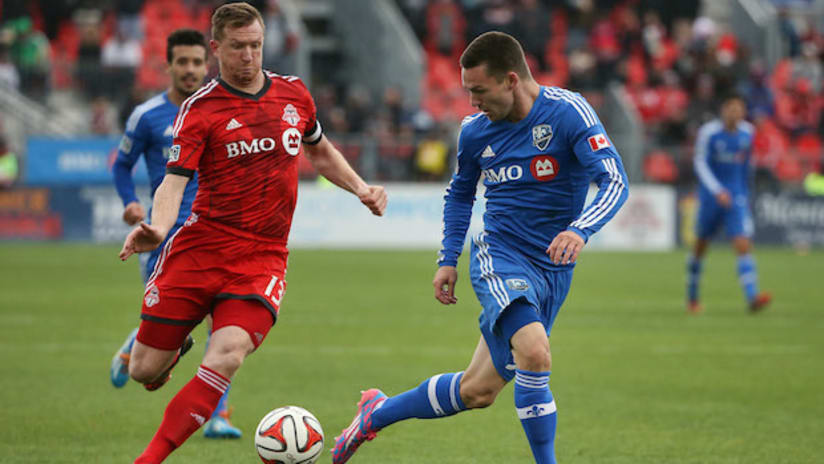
1, 244, 822, 463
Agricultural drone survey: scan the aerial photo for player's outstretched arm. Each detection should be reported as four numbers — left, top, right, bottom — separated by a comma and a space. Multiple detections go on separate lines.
303, 136, 387, 216
433, 265, 458, 305
118, 174, 188, 261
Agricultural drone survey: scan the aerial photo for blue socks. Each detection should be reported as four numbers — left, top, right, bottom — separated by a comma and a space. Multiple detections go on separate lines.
368, 369, 557, 463
515, 369, 557, 464
737, 254, 759, 302
687, 254, 702, 302
371, 372, 466, 429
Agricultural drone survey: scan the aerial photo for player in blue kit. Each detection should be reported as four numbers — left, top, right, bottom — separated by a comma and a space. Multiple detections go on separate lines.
687, 94, 771, 314
108, 29, 242, 439
333, 31, 628, 464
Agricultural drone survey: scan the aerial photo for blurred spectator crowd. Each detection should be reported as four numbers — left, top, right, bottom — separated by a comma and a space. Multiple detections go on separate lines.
397, 0, 824, 187
0, 0, 823, 187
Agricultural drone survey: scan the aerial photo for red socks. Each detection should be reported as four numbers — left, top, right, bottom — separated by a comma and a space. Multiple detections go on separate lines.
134, 365, 230, 464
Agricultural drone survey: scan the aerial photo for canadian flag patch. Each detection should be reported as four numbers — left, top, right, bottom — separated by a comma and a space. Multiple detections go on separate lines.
588, 133, 610, 151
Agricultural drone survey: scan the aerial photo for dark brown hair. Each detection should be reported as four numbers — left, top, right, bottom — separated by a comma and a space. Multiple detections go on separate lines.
211, 2, 265, 42
166, 29, 207, 63
459, 31, 531, 80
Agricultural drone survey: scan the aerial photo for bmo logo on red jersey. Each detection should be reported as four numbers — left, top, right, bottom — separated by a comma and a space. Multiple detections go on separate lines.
530, 155, 559, 181
282, 128, 302, 156
226, 137, 277, 158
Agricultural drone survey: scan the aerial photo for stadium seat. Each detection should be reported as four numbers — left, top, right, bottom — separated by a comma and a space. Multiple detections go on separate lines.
643, 150, 679, 183
794, 133, 822, 173
775, 155, 804, 182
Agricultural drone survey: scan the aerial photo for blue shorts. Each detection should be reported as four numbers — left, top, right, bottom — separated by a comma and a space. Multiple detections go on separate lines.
696, 194, 753, 239
139, 223, 183, 283
469, 232, 573, 382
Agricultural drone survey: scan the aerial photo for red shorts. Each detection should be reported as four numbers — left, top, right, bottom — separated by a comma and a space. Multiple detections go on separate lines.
137, 216, 288, 350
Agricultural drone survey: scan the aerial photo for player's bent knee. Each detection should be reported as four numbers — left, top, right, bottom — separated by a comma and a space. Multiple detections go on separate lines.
202, 336, 250, 378
129, 358, 165, 384
514, 343, 551, 372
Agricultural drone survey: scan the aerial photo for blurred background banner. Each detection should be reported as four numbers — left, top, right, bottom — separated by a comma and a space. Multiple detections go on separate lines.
753, 191, 824, 245
24, 136, 149, 185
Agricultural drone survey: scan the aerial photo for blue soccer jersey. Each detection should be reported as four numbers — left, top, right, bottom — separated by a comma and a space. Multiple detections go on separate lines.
693, 119, 756, 239
438, 86, 629, 269
693, 119, 754, 198
113, 92, 198, 281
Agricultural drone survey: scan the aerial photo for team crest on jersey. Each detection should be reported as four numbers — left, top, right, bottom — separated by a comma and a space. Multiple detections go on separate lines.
282, 104, 300, 126
144, 285, 160, 307
506, 278, 530, 291
167, 144, 181, 161
119, 135, 132, 154
532, 124, 553, 151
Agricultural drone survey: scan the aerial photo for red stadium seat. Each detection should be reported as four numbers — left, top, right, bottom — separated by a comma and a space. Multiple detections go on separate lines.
643, 150, 679, 183
775, 155, 804, 182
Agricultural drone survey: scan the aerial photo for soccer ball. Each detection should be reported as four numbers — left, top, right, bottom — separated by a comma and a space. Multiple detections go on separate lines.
254, 406, 325, 464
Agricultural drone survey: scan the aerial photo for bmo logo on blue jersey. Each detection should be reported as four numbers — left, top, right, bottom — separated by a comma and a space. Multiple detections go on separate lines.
483, 165, 523, 184
226, 137, 276, 158
530, 155, 559, 181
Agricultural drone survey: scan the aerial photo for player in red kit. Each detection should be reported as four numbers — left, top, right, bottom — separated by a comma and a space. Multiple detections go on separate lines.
118, 3, 387, 463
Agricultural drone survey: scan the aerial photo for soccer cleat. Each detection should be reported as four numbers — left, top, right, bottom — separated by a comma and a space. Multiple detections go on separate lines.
332, 389, 387, 464
203, 408, 242, 439
749, 292, 772, 313
110, 327, 138, 388
687, 300, 703, 314
143, 335, 195, 392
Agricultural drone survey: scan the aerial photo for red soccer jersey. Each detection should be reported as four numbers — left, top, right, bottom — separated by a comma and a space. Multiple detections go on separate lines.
167, 71, 322, 242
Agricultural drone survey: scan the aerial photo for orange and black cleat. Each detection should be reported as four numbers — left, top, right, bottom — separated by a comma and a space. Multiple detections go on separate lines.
749, 292, 772, 313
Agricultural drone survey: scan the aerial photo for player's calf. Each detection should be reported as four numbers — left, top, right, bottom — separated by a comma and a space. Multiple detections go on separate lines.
459, 376, 500, 409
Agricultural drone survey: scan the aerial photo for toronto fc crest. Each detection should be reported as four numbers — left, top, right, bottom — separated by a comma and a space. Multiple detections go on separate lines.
282, 104, 300, 126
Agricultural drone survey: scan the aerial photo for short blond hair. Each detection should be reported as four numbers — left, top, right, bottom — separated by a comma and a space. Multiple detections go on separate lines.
211, 2, 265, 42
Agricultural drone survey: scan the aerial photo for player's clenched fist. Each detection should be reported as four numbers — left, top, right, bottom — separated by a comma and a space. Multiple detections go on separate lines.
358, 185, 387, 216
119, 222, 166, 261
123, 201, 146, 225
546, 230, 585, 265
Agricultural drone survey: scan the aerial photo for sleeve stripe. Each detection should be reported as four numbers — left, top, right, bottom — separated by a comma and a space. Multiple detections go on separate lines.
570, 158, 625, 229
125, 94, 165, 132
556, 88, 599, 126
303, 120, 323, 144
543, 88, 596, 127
694, 122, 724, 194
172, 80, 219, 138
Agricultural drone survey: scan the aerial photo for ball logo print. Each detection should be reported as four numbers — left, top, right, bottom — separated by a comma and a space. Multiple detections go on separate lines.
255, 406, 324, 464
530, 155, 559, 181
587, 133, 610, 151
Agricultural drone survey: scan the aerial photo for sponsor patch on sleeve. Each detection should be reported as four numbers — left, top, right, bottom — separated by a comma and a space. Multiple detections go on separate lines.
167, 144, 181, 162
119, 135, 132, 154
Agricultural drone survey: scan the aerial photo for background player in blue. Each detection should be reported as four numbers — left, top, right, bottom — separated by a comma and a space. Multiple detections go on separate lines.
687, 94, 771, 314
108, 29, 242, 439
333, 31, 628, 464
